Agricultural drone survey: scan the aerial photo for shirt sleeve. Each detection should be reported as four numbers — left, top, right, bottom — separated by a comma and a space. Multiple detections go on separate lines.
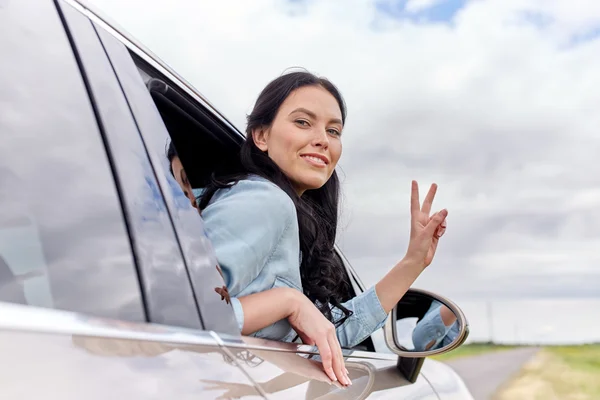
229, 297, 244, 331
331, 286, 389, 349
412, 303, 455, 351
200, 180, 296, 329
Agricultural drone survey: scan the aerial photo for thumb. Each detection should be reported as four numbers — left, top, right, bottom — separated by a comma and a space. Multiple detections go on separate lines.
424, 209, 448, 237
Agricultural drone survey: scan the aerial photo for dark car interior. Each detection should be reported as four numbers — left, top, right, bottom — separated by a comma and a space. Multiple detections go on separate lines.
148, 78, 243, 188
133, 55, 376, 352
134, 55, 244, 188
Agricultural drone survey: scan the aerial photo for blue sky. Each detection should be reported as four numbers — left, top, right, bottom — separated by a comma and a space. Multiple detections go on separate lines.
569, 25, 600, 46
375, 0, 467, 23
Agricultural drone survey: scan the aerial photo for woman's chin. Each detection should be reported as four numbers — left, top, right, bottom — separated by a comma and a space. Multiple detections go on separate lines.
295, 176, 329, 192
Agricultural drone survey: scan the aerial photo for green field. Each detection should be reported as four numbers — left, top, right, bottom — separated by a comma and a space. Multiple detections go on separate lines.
430, 342, 517, 361
494, 344, 600, 400
430, 343, 600, 398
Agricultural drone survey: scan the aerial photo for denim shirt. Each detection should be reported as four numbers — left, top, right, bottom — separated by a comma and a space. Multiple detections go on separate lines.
412, 300, 459, 351
194, 175, 388, 348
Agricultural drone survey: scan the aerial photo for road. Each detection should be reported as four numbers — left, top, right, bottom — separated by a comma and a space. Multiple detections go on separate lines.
446, 347, 540, 400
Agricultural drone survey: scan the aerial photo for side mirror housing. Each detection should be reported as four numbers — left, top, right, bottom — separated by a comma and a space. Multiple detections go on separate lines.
384, 288, 469, 382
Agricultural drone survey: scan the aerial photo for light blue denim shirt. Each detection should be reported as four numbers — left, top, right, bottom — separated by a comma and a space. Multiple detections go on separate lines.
412, 300, 459, 351
193, 175, 388, 348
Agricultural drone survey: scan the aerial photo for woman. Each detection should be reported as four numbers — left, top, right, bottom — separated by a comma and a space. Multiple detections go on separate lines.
168, 70, 448, 386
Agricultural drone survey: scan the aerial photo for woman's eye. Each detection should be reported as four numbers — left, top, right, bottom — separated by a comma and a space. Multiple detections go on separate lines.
295, 119, 309, 127
328, 129, 341, 137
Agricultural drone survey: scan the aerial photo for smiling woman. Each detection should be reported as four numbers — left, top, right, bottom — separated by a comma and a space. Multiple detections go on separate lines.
251, 85, 343, 194
167, 70, 448, 386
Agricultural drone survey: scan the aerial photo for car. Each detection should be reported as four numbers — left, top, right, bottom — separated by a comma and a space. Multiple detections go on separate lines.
0, 0, 474, 398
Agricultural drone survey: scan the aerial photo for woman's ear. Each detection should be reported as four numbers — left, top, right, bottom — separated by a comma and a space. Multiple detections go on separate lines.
252, 127, 269, 152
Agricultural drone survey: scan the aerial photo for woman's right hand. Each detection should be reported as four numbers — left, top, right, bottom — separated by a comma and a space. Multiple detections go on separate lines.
287, 291, 352, 387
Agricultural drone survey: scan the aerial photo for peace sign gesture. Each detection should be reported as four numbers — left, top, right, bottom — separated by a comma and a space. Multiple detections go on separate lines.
405, 181, 448, 269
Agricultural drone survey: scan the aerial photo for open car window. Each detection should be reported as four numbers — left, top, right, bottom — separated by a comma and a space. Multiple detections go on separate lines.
99, 37, 381, 348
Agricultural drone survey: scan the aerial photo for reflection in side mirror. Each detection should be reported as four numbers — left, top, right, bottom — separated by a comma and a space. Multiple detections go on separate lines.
384, 288, 469, 358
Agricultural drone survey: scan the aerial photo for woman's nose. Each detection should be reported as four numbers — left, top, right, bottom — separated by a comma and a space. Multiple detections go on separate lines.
312, 127, 330, 148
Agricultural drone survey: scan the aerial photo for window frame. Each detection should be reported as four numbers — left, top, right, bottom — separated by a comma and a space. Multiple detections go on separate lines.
57, 0, 202, 329
83, 8, 239, 335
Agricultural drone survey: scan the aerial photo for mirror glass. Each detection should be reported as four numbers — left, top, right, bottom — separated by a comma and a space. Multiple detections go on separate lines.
394, 293, 462, 352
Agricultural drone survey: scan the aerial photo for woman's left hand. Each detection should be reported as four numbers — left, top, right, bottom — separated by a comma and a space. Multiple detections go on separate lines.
405, 180, 448, 269
375, 181, 448, 314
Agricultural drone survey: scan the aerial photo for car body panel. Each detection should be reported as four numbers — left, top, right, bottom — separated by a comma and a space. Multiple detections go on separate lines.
420, 360, 474, 400
215, 335, 438, 399
0, 303, 264, 399
0, 0, 145, 321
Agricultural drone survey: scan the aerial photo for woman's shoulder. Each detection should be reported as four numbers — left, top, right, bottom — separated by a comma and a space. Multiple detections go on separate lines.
209, 175, 296, 221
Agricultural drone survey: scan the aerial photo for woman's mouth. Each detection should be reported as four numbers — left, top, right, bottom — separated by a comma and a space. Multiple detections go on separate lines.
300, 154, 329, 168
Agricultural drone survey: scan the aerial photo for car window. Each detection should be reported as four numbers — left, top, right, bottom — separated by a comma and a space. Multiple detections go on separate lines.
0, 0, 145, 322
88, 21, 240, 335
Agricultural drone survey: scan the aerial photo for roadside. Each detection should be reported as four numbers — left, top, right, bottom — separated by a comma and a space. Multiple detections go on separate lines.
431, 343, 517, 362
445, 346, 540, 400
493, 345, 600, 400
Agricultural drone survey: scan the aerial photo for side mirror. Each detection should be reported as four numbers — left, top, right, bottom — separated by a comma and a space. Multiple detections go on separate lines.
383, 288, 469, 381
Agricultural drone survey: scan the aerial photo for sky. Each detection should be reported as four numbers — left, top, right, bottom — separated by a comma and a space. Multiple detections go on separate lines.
87, 0, 600, 343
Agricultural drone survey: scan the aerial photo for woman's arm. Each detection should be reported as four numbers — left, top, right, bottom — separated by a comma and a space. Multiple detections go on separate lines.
376, 181, 447, 313
237, 288, 352, 387
331, 182, 448, 348
374, 257, 428, 314
237, 288, 296, 335
326, 257, 425, 349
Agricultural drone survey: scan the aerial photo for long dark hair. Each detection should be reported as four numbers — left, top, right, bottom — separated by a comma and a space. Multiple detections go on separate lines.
200, 70, 353, 325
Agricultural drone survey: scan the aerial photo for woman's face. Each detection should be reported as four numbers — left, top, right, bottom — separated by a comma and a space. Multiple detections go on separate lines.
170, 156, 196, 208
253, 85, 343, 195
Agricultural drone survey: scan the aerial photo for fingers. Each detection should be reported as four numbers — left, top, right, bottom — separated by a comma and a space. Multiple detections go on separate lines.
410, 180, 420, 216
421, 183, 438, 215
328, 331, 351, 386
424, 209, 448, 238
411, 181, 438, 216
298, 333, 315, 346
436, 219, 447, 238
314, 336, 336, 383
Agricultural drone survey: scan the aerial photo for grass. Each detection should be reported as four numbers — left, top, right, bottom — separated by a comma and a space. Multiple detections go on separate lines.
430, 342, 517, 361
494, 344, 600, 400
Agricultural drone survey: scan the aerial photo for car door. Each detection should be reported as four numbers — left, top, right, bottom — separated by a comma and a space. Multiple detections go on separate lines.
0, 0, 265, 398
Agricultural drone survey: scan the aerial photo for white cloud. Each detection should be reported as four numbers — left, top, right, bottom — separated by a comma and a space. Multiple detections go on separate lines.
87, 0, 600, 304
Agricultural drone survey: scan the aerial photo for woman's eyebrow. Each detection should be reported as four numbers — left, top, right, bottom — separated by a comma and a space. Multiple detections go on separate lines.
289, 107, 342, 125
289, 107, 317, 119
